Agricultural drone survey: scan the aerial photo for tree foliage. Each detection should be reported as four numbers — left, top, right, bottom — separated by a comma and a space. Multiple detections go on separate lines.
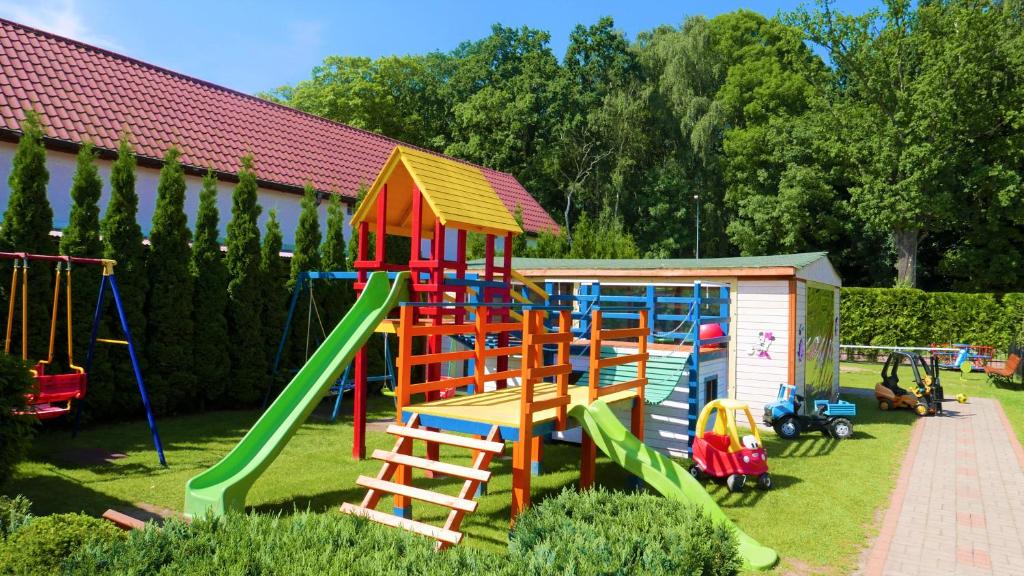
145, 148, 195, 413
268, 3, 1024, 290
260, 209, 288, 368
190, 171, 230, 407
225, 155, 266, 404
1, 111, 54, 359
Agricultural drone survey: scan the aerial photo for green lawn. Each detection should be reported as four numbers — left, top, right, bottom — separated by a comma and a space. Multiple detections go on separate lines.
840, 360, 1024, 442
5, 379, 921, 575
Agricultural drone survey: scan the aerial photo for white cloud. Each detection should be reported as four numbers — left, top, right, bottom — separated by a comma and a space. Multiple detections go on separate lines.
0, 0, 123, 51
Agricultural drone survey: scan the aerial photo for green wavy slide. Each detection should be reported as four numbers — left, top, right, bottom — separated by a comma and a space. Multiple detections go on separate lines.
569, 400, 779, 571
184, 272, 408, 518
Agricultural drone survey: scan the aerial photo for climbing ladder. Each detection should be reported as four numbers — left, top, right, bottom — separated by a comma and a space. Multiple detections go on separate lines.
340, 414, 504, 549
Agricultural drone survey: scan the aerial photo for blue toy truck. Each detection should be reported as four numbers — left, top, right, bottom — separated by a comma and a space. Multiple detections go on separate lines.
763, 383, 856, 440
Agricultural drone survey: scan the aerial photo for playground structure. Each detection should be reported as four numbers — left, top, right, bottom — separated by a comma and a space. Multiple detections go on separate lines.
930, 342, 994, 372
1, 252, 166, 466
183, 146, 778, 569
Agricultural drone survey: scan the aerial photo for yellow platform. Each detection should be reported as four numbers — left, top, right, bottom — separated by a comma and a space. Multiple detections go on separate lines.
404, 382, 638, 429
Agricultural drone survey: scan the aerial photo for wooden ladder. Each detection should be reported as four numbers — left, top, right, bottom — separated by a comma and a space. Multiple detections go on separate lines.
340, 415, 504, 549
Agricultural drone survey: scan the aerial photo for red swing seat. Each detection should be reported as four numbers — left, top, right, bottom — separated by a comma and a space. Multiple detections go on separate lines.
16, 363, 88, 420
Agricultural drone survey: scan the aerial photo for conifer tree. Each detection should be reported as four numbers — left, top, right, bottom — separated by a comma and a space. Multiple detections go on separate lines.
290, 183, 322, 287
260, 209, 288, 368
145, 147, 194, 413
100, 134, 148, 416
59, 142, 104, 375
1, 111, 54, 359
321, 194, 351, 326
225, 155, 266, 403
190, 171, 230, 407
287, 184, 322, 367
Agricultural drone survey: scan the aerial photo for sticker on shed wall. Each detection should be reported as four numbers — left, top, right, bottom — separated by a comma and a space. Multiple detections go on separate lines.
749, 331, 775, 359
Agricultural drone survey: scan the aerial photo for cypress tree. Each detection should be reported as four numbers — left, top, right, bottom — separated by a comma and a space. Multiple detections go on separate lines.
260, 209, 288, 369
145, 147, 194, 413
321, 194, 351, 326
290, 183, 322, 287
191, 171, 230, 408
225, 155, 266, 403
101, 134, 148, 416
59, 142, 103, 377
0, 111, 54, 360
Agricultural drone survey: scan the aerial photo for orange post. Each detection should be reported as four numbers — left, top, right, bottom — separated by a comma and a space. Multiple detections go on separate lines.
393, 305, 414, 518
632, 309, 648, 441
579, 310, 602, 490
512, 309, 536, 520
556, 309, 571, 431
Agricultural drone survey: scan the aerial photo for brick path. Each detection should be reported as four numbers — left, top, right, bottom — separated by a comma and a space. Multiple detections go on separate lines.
860, 398, 1024, 576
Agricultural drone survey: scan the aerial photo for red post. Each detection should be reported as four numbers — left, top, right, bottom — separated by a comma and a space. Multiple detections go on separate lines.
357, 222, 369, 285
411, 185, 422, 264
352, 347, 368, 459
375, 184, 387, 265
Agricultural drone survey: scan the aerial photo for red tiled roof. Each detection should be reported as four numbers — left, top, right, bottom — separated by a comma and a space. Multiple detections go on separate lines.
0, 18, 558, 233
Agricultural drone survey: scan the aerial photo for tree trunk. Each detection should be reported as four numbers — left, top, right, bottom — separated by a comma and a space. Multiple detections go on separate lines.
893, 228, 918, 287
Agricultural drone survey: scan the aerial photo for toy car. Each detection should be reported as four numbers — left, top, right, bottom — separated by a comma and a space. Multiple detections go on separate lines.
689, 399, 771, 492
763, 383, 856, 440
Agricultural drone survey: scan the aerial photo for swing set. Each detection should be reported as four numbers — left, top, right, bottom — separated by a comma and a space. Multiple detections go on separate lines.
1, 252, 166, 466
268, 271, 397, 421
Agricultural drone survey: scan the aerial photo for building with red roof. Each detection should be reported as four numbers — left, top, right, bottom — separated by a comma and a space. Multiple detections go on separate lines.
0, 18, 557, 247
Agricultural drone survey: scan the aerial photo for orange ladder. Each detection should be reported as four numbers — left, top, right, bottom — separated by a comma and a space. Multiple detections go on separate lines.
340, 414, 504, 549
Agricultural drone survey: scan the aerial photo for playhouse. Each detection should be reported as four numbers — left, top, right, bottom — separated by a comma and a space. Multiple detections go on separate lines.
498, 254, 842, 453
182, 145, 779, 569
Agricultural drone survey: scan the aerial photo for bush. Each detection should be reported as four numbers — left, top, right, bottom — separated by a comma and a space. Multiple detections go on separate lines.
0, 353, 34, 487
509, 487, 741, 576
0, 513, 124, 575
0, 495, 32, 540
841, 288, 1024, 351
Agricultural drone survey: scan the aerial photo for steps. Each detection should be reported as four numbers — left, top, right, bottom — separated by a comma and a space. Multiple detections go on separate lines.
341, 415, 503, 549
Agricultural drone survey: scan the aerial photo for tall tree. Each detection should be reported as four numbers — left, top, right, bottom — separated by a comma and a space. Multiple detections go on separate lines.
1, 111, 54, 359
260, 209, 288, 368
59, 142, 104, 373
321, 194, 350, 326
190, 171, 230, 407
101, 134, 149, 415
145, 147, 194, 413
286, 184, 322, 369
225, 155, 266, 403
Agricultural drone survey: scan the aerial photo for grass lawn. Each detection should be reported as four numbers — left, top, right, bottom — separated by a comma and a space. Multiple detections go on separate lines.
5, 377, 920, 575
840, 360, 1024, 442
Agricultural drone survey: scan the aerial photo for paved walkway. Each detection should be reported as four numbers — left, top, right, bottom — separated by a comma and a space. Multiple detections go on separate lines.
861, 398, 1024, 576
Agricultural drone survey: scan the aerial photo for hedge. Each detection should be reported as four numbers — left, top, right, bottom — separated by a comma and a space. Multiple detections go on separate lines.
0, 353, 33, 487
841, 288, 1024, 351
2, 489, 740, 576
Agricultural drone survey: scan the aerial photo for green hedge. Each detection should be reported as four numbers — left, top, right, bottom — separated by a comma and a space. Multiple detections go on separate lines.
841, 288, 1024, 350
0, 353, 33, 487
2, 489, 740, 576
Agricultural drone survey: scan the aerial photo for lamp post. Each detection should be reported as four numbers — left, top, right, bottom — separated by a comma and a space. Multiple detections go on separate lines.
694, 193, 700, 259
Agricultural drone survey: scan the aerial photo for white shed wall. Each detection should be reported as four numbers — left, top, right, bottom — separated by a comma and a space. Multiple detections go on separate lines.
733, 279, 791, 417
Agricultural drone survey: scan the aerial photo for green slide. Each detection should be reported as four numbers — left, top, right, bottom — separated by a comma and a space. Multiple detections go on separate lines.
569, 400, 779, 571
184, 272, 409, 518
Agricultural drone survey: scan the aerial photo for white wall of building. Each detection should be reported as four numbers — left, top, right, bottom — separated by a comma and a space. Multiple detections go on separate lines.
0, 142, 352, 250
733, 279, 791, 418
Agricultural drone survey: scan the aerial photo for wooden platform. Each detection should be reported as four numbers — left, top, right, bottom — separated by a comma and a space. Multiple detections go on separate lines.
402, 382, 637, 440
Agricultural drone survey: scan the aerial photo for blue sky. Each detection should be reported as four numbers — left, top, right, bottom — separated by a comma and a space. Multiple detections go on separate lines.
0, 0, 879, 95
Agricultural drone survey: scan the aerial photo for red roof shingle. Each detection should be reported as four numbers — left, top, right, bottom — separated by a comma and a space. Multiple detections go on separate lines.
0, 18, 558, 233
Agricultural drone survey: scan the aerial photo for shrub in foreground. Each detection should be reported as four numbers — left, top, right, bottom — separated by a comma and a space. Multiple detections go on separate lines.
510, 487, 742, 576
0, 352, 34, 486
0, 513, 124, 575
0, 495, 32, 540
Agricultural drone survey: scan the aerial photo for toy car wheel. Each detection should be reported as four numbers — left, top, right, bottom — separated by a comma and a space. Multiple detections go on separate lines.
688, 464, 704, 481
878, 399, 891, 411
773, 415, 801, 440
829, 418, 854, 440
756, 473, 772, 491
914, 403, 929, 417
726, 474, 746, 493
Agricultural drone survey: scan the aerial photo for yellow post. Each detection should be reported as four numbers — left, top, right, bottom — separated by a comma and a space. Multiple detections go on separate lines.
5, 260, 19, 355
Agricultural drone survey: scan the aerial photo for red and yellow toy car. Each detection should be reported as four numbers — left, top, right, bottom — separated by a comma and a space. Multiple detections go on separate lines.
689, 399, 772, 492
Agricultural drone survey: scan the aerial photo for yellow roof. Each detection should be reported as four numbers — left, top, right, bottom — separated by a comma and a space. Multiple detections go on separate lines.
350, 146, 522, 238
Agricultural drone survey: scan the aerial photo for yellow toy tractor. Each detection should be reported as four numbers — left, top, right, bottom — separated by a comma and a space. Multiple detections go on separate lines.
875, 351, 966, 416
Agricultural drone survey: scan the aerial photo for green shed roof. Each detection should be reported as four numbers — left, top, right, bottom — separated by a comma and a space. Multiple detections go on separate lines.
470, 252, 829, 272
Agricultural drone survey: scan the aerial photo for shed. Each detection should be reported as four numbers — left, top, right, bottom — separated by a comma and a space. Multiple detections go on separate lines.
504, 252, 842, 427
